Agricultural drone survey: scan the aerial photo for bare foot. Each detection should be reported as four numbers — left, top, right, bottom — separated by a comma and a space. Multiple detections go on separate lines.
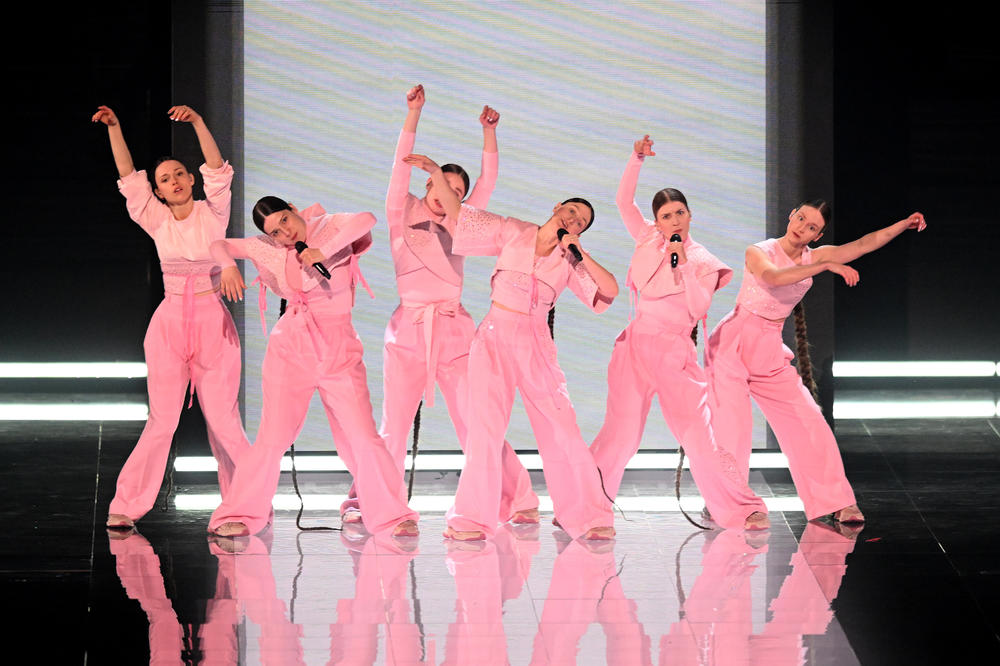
743, 511, 770, 531
341, 508, 363, 524
583, 526, 616, 540
393, 520, 419, 537
213, 522, 250, 537
106, 513, 134, 529
833, 504, 865, 524
511, 508, 540, 524
443, 526, 486, 541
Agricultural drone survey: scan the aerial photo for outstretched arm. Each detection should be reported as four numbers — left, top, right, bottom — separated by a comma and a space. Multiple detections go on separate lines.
746, 246, 860, 287
92, 106, 135, 179
812, 212, 926, 265
617, 135, 656, 240
169, 105, 223, 168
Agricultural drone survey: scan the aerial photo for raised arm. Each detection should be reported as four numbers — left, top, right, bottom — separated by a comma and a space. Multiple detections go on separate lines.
92, 106, 135, 179
387, 85, 425, 217
617, 136, 656, 240
465, 105, 500, 208
812, 212, 927, 265
169, 105, 223, 169
746, 246, 860, 287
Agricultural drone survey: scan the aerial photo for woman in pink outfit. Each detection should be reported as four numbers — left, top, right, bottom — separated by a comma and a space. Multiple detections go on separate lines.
406, 155, 619, 542
590, 136, 769, 531
93, 105, 250, 530
706, 200, 926, 523
207, 196, 418, 539
340, 84, 538, 526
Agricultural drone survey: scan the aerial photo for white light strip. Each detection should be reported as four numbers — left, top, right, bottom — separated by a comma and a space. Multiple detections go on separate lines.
834, 400, 998, 419
0, 403, 149, 421
832, 361, 997, 378
0, 362, 148, 378
174, 451, 790, 473
174, 493, 804, 513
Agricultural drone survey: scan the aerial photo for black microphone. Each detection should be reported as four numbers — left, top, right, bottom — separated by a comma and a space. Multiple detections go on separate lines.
669, 233, 682, 268
294, 241, 331, 279
556, 228, 583, 261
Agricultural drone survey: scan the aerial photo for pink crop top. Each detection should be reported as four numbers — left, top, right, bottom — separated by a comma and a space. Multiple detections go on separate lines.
453, 205, 608, 315
735, 238, 814, 320
118, 162, 234, 295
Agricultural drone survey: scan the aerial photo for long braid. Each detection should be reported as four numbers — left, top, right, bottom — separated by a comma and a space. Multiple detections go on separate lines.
407, 401, 422, 501
792, 301, 820, 403
547, 306, 555, 338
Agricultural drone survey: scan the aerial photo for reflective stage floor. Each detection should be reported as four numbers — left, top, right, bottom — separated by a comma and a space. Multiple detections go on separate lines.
3, 414, 999, 664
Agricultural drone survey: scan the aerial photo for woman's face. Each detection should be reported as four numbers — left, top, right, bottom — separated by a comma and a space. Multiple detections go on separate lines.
153, 160, 195, 205
654, 200, 690, 241
262, 206, 307, 246
551, 200, 592, 235
785, 205, 825, 245
424, 173, 467, 215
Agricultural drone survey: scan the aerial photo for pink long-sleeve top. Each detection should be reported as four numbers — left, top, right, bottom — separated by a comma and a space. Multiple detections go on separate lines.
452, 205, 611, 315
617, 152, 732, 328
386, 130, 498, 306
118, 162, 233, 294
735, 238, 814, 320
210, 204, 375, 317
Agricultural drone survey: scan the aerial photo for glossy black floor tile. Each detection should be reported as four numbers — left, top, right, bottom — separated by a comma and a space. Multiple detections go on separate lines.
3, 408, 1000, 664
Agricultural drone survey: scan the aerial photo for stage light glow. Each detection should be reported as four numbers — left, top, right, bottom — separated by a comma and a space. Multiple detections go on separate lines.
0, 362, 148, 378
173, 494, 803, 513
832, 361, 997, 378
833, 400, 997, 419
174, 451, 790, 473
0, 403, 149, 421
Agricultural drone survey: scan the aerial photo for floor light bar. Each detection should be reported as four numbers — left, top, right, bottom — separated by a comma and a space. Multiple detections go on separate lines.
173, 493, 804, 513
0, 403, 149, 421
0, 362, 148, 378
174, 451, 791, 473
832, 361, 997, 378
833, 399, 998, 419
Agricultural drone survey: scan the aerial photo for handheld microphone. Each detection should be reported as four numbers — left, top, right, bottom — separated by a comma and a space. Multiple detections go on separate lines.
669, 233, 682, 268
556, 228, 583, 261
294, 241, 331, 279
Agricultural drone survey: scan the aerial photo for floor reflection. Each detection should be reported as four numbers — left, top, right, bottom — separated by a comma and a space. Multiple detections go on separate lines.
103, 515, 862, 665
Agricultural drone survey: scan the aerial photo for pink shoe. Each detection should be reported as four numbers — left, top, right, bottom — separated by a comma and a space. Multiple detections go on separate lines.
583, 526, 616, 541
743, 511, 770, 531
832, 505, 865, 524
443, 526, 486, 541
393, 519, 419, 537
106, 513, 135, 529
511, 508, 540, 524
213, 522, 250, 537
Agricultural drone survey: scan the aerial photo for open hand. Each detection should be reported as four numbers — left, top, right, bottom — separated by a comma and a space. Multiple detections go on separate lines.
403, 153, 440, 173
91, 105, 118, 126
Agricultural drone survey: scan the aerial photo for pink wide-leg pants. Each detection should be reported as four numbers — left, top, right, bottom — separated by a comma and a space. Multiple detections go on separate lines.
705, 307, 856, 520
529, 540, 653, 665
109, 293, 249, 521
447, 306, 613, 539
342, 304, 538, 521
108, 532, 186, 664
208, 310, 417, 536
589, 315, 766, 529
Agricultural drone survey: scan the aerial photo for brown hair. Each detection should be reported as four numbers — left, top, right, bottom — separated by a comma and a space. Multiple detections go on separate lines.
792, 302, 819, 403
